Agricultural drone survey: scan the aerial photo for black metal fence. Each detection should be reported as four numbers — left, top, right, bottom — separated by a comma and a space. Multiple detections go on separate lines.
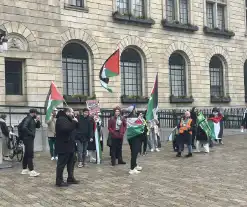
100, 108, 246, 129
0, 105, 245, 129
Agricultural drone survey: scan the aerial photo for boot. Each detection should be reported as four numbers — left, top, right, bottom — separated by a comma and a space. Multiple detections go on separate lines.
176, 152, 181, 157
67, 177, 80, 184
186, 153, 193, 158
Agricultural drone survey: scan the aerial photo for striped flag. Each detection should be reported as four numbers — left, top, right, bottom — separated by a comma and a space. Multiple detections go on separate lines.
94, 122, 102, 164
126, 118, 144, 140
45, 82, 63, 121
99, 49, 120, 92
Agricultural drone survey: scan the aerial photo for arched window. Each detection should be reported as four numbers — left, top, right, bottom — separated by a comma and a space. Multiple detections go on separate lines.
62, 43, 89, 96
244, 60, 247, 101
169, 53, 186, 96
121, 48, 142, 96
209, 55, 224, 97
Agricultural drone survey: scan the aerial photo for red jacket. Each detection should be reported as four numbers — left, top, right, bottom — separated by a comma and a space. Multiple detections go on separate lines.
108, 116, 127, 139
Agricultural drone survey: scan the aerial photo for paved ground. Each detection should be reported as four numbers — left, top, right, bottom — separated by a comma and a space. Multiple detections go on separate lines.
0, 134, 247, 207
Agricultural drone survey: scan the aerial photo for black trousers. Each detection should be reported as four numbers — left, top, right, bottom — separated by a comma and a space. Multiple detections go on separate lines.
140, 134, 147, 154
192, 130, 196, 146
22, 139, 34, 171
129, 136, 141, 170
56, 152, 76, 184
111, 138, 123, 165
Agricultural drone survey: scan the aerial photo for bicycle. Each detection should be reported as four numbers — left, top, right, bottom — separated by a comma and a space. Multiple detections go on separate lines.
7, 125, 24, 162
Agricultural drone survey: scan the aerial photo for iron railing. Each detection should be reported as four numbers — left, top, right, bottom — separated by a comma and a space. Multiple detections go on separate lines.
0, 105, 245, 129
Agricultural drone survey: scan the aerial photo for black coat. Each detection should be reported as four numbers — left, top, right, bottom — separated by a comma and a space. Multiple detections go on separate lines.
55, 111, 77, 154
87, 118, 96, 151
76, 115, 93, 142
22, 115, 41, 140
196, 126, 208, 141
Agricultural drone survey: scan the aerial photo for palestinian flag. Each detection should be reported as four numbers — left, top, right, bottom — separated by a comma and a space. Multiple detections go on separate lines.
207, 115, 223, 140
197, 112, 215, 140
99, 49, 120, 92
45, 82, 64, 121
94, 122, 102, 164
126, 118, 144, 140
146, 73, 158, 121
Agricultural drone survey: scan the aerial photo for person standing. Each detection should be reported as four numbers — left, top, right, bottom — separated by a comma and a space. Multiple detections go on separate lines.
55, 108, 79, 187
46, 108, 57, 161
176, 111, 193, 158
108, 106, 127, 166
20, 109, 41, 177
139, 112, 148, 156
0, 114, 11, 161
190, 107, 198, 149
127, 105, 143, 175
76, 108, 93, 167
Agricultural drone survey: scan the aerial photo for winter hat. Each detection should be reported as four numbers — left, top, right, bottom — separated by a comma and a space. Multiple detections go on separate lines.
83, 108, 89, 112
185, 111, 191, 117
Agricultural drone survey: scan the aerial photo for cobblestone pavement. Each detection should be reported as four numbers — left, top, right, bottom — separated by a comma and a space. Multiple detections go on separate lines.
0, 134, 247, 207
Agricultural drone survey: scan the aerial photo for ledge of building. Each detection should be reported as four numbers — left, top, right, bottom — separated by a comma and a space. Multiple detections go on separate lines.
210, 95, 231, 103
203, 26, 235, 38
120, 95, 149, 104
169, 95, 194, 104
112, 12, 155, 27
64, 4, 89, 12
161, 19, 199, 32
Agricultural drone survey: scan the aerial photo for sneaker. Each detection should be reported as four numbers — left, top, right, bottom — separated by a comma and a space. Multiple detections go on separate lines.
89, 157, 96, 163
150, 149, 154, 152
135, 166, 143, 171
129, 169, 141, 175
55, 156, 58, 160
29, 170, 40, 177
78, 162, 83, 168
51, 157, 55, 161
155, 148, 160, 152
3, 156, 12, 161
21, 169, 30, 175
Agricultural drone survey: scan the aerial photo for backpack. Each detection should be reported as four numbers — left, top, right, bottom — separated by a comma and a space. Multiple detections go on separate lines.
18, 116, 28, 140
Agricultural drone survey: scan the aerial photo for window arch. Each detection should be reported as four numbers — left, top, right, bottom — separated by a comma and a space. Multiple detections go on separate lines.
244, 60, 247, 101
62, 43, 89, 96
209, 55, 224, 97
121, 48, 142, 96
169, 52, 186, 96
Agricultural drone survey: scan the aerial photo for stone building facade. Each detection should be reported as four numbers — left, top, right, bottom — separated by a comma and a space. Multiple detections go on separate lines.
0, 0, 247, 109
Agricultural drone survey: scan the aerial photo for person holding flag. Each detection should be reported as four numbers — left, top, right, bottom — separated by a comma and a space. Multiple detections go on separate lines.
126, 105, 144, 175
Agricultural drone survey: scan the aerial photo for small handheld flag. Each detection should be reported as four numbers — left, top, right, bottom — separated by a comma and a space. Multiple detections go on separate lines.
45, 82, 64, 121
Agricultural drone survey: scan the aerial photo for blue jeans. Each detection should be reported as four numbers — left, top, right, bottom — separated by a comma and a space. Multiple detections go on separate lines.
76, 140, 88, 163
179, 144, 192, 154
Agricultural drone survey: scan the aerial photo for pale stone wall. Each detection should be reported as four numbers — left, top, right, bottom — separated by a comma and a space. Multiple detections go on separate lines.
0, 0, 246, 109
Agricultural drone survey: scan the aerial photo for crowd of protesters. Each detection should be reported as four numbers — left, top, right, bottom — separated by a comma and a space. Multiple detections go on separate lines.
0, 105, 241, 186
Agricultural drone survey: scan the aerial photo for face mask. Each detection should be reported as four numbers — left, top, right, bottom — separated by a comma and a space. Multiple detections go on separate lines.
213, 112, 218, 116
33, 115, 37, 119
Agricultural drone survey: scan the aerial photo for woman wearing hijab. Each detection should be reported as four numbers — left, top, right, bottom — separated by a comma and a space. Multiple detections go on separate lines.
176, 111, 193, 158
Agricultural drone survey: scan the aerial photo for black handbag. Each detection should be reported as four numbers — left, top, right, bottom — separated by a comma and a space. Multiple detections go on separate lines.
107, 134, 112, 147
